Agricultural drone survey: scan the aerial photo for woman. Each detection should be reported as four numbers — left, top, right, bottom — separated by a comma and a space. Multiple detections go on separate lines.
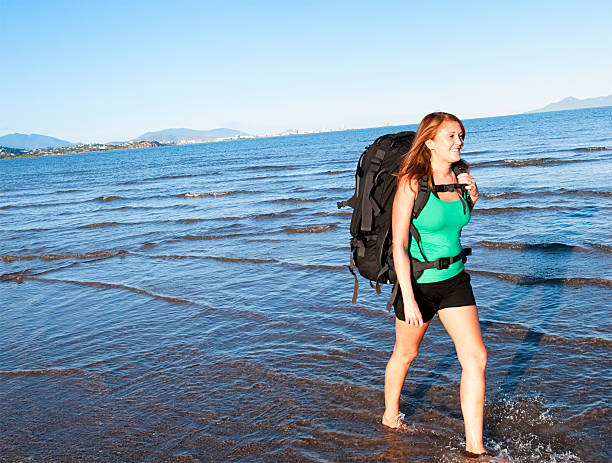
382, 112, 488, 458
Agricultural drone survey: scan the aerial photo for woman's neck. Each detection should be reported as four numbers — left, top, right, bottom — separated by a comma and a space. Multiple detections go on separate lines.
430, 158, 454, 181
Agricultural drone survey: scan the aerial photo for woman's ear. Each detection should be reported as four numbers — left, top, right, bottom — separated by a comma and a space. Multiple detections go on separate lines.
425, 139, 435, 150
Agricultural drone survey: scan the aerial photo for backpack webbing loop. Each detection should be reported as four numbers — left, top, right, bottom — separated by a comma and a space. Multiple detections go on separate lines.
349, 253, 359, 304
386, 282, 399, 311
369, 280, 383, 295
351, 237, 366, 258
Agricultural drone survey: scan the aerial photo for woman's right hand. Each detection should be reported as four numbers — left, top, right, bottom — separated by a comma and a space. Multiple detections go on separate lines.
402, 296, 424, 327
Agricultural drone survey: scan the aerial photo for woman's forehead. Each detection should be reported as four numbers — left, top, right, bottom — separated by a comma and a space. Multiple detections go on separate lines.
438, 121, 463, 134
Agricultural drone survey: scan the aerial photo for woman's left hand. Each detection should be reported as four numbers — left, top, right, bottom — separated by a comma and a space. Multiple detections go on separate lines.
457, 173, 479, 203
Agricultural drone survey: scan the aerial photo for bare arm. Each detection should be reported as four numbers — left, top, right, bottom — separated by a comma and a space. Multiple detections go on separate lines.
392, 177, 423, 326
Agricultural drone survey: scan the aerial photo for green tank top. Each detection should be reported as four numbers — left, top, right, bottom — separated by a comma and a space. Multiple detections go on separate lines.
409, 191, 471, 283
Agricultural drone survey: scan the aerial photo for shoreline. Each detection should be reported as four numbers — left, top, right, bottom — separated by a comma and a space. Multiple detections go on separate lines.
4, 105, 611, 161
1, 127, 370, 161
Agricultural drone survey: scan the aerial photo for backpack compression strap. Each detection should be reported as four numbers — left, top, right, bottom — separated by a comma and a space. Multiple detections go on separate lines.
360, 149, 386, 232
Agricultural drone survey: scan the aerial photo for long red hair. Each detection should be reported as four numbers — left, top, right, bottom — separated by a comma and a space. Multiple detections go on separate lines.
397, 112, 466, 187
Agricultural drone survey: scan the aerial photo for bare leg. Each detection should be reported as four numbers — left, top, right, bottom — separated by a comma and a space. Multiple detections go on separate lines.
382, 317, 430, 427
438, 305, 487, 454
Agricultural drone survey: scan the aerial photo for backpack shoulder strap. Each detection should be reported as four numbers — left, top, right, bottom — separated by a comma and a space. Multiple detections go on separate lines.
412, 176, 430, 219
408, 175, 431, 264
451, 162, 474, 211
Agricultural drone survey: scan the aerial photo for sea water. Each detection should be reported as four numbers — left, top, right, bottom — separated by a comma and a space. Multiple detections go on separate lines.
1, 107, 611, 462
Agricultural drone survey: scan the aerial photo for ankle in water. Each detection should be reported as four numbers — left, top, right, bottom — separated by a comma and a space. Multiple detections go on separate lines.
382, 411, 405, 428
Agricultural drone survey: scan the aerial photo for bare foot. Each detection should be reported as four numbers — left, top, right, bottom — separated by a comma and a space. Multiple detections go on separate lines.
381, 411, 415, 432
461, 449, 490, 459
461, 449, 512, 461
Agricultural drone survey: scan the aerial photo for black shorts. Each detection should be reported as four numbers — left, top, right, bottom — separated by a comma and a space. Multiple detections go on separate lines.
393, 271, 476, 323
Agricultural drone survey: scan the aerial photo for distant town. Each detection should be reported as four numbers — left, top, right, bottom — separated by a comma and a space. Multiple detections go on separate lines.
0, 140, 164, 160
0, 127, 350, 160
4, 93, 611, 161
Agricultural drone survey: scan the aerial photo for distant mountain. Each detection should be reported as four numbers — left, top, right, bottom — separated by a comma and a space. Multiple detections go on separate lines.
526, 94, 612, 113
133, 128, 250, 143
0, 133, 75, 149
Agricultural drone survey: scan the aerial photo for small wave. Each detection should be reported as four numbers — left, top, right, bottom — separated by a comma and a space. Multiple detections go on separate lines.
280, 262, 347, 271
282, 224, 339, 233
462, 149, 493, 155
79, 221, 124, 229
572, 146, 612, 151
176, 216, 241, 223
482, 189, 612, 199
180, 234, 228, 240
0, 270, 30, 283
469, 269, 612, 288
244, 238, 283, 243
477, 241, 593, 252
206, 256, 277, 264
0, 201, 74, 210
588, 243, 612, 253
0, 249, 128, 263
326, 187, 354, 194
0, 368, 83, 377
242, 165, 299, 171
471, 158, 585, 168
176, 218, 207, 223
154, 174, 198, 181
560, 188, 612, 197
325, 170, 353, 175
267, 197, 327, 203
55, 189, 81, 194
473, 206, 572, 214
182, 190, 261, 198
179, 232, 252, 240
100, 205, 159, 212
94, 195, 127, 202
30, 276, 194, 304
313, 211, 352, 217
252, 212, 297, 219
150, 254, 278, 265
121, 173, 200, 185
482, 191, 531, 199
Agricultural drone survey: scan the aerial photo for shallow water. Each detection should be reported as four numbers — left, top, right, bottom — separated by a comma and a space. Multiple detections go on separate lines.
1, 107, 611, 462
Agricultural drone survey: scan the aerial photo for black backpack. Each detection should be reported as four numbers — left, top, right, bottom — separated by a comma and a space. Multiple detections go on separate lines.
338, 131, 473, 309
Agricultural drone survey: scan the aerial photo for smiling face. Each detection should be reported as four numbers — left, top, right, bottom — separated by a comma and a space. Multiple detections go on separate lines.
426, 121, 464, 164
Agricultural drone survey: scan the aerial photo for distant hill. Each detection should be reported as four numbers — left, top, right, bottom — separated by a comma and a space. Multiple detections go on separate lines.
133, 128, 251, 143
0, 133, 75, 149
527, 94, 612, 113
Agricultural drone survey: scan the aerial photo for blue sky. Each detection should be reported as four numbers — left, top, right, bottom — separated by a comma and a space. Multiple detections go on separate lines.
1, 0, 611, 143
